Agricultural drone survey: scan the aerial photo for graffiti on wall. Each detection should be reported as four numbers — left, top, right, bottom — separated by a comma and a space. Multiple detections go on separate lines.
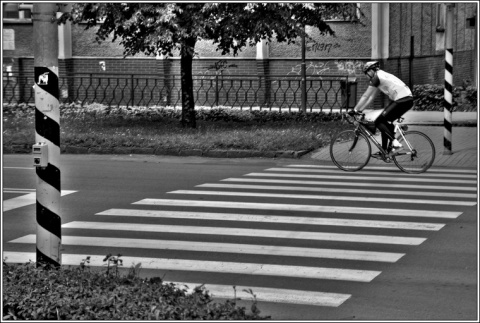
334, 60, 364, 75
287, 60, 365, 77
306, 41, 341, 53
287, 62, 330, 76
199, 59, 238, 79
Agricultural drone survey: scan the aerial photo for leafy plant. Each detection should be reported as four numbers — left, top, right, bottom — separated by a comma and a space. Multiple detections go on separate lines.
2, 259, 270, 320
412, 84, 477, 111
79, 256, 91, 272
103, 253, 123, 277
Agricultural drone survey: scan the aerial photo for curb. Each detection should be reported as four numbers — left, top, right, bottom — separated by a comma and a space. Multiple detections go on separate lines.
406, 122, 477, 127
3, 145, 314, 159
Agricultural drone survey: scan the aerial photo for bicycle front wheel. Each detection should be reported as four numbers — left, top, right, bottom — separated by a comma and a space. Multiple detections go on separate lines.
393, 131, 435, 174
330, 130, 371, 171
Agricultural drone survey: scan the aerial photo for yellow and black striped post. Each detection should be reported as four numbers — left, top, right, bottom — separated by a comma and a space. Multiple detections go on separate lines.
443, 4, 454, 155
33, 3, 61, 267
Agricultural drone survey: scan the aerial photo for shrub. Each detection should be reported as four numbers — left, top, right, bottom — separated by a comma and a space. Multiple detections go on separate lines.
2, 103, 344, 123
3, 103, 348, 153
2, 261, 270, 320
412, 84, 477, 111
463, 86, 477, 107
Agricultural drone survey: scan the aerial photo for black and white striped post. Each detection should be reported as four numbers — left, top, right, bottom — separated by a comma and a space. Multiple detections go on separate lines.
32, 3, 61, 268
443, 4, 455, 155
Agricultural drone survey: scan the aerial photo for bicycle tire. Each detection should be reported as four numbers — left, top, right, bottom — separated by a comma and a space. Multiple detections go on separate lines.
392, 131, 435, 174
330, 130, 371, 171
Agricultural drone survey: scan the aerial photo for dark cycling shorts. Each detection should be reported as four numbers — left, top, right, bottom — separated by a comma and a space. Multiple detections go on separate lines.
374, 96, 413, 145
381, 96, 414, 122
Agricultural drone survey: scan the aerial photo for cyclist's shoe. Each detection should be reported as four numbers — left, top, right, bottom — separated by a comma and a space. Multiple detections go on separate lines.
391, 139, 403, 149
371, 152, 383, 159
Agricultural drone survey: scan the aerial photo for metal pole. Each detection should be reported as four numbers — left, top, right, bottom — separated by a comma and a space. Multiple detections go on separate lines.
474, 14, 478, 87
33, 3, 61, 268
409, 36, 414, 89
443, 4, 454, 155
301, 25, 307, 113
131, 74, 135, 107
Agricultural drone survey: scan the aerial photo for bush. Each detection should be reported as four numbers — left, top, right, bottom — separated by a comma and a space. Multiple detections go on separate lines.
2, 260, 270, 320
3, 103, 346, 153
412, 84, 477, 111
2, 103, 344, 124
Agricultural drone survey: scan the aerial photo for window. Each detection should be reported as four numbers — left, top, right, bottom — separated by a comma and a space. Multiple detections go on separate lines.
2, 3, 32, 20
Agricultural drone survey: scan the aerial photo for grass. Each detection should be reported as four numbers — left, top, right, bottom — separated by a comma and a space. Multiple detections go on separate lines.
3, 104, 350, 153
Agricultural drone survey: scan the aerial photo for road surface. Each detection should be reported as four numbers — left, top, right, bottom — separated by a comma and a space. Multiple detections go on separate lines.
2, 154, 478, 320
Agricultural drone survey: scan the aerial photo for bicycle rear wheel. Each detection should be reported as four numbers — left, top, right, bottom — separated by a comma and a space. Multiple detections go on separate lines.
393, 131, 435, 174
330, 130, 371, 171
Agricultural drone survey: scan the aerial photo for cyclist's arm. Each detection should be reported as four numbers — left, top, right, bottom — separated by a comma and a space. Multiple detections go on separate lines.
353, 85, 379, 112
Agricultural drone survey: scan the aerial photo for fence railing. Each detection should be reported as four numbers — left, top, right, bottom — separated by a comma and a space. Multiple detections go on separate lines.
2, 72, 356, 113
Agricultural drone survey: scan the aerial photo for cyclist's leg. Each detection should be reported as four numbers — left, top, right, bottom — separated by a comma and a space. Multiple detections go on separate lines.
375, 104, 397, 150
384, 96, 414, 123
375, 97, 414, 150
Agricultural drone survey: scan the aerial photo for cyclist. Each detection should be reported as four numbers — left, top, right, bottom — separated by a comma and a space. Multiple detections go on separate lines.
349, 61, 414, 159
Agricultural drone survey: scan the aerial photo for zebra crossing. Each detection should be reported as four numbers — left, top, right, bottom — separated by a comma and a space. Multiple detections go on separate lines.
4, 164, 477, 307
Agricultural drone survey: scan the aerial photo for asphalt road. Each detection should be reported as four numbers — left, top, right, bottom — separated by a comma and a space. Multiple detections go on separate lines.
2, 154, 478, 320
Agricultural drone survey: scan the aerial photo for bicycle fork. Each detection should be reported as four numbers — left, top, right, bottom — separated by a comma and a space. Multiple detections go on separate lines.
348, 130, 361, 152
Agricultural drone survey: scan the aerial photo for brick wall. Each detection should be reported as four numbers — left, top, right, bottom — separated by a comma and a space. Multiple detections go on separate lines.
3, 2, 476, 110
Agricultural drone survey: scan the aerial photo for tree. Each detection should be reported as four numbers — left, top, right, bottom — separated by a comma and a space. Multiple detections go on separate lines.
59, 3, 362, 128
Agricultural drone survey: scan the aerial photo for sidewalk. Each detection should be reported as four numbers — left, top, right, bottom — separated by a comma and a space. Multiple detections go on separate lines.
308, 111, 478, 169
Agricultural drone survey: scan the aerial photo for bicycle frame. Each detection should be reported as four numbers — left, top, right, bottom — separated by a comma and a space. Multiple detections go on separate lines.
345, 114, 412, 161
346, 114, 388, 159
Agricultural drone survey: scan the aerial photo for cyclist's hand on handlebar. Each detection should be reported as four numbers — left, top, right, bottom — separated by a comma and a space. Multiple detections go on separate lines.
347, 109, 359, 116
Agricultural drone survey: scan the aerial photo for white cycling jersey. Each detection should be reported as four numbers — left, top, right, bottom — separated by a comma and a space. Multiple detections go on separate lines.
370, 70, 412, 101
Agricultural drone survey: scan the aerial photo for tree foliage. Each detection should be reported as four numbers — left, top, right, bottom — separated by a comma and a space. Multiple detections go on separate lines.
58, 3, 362, 128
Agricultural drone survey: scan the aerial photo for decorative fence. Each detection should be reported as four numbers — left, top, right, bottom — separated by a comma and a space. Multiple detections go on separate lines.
2, 72, 356, 113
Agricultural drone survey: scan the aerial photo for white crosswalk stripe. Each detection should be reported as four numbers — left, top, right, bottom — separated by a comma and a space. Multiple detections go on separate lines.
11, 235, 405, 262
97, 209, 445, 231
197, 183, 477, 198
221, 178, 477, 192
5, 164, 475, 308
267, 167, 478, 179
245, 172, 476, 184
170, 282, 352, 307
134, 198, 462, 218
1, 251, 381, 282
62, 221, 427, 245
286, 164, 478, 174
3, 190, 77, 212
169, 189, 476, 206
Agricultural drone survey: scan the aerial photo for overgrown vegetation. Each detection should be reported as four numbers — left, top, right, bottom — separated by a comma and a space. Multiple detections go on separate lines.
412, 84, 477, 111
3, 104, 346, 153
3, 256, 270, 320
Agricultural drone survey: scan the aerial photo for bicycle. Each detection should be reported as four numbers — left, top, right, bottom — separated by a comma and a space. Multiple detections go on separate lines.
329, 111, 436, 174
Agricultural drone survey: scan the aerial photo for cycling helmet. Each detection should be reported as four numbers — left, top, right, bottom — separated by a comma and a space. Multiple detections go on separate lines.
362, 61, 380, 74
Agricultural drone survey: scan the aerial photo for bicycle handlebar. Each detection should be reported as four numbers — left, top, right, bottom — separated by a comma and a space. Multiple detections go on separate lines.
343, 111, 365, 124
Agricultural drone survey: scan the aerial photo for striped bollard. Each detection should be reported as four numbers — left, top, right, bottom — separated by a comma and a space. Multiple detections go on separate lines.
443, 47, 453, 155
34, 65, 62, 268
443, 4, 454, 155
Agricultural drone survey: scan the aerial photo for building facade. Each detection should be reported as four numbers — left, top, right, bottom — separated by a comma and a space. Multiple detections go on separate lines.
2, 2, 477, 109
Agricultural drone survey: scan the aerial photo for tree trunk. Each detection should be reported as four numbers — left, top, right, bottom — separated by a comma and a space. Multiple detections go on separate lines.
180, 37, 197, 128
